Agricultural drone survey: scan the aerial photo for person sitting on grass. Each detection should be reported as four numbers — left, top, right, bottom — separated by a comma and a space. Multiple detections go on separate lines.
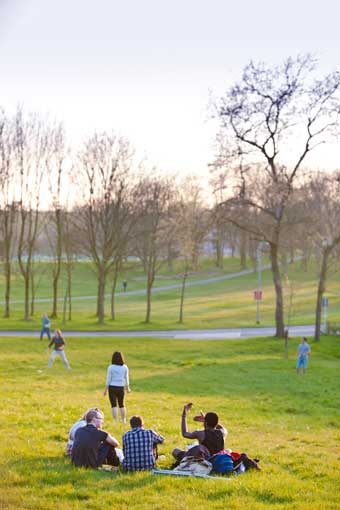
122, 415, 164, 471
172, 403, 227, 464
66, 407, 100, 456
71, 409, 120, 469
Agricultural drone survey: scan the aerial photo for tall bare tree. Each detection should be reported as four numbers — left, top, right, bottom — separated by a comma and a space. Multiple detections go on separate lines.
308, 172, 340, 341
0, 109, 17, 317
77, 132, 134, 324
15, 108, 51, 320
133, 174, 173, 323
213, 55, 340, 337
47, 123, 68, 318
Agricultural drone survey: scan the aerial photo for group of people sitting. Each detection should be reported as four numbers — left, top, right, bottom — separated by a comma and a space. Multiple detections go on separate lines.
67, 402, 226, 472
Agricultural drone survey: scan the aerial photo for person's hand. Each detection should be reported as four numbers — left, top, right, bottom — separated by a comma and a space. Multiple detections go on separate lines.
127, 387, 132, 393
103, 389, 107, 396
193, 410, 205, 422
183, 403, 193, 414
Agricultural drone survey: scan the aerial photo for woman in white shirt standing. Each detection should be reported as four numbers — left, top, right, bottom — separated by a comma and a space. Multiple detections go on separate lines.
103, 351, 131, 423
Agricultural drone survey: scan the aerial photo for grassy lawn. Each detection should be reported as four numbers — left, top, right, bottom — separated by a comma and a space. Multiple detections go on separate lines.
1, 334, 339, 509
0, 258, 339, 331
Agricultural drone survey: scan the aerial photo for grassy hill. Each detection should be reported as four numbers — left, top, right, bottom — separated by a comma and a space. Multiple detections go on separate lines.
1, 333, 339, 509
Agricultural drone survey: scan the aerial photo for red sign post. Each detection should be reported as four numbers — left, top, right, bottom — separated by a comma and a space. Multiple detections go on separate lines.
254, 290, 263, 301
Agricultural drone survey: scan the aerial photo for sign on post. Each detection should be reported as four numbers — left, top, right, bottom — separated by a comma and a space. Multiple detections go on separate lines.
254, 290, 263, 301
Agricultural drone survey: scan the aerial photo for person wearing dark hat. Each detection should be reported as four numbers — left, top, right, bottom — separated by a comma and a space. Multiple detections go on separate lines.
172, 403, 227, 463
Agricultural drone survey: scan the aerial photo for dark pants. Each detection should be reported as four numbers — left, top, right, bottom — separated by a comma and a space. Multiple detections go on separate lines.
97, 443, 120, 467
108, 385, 125, 408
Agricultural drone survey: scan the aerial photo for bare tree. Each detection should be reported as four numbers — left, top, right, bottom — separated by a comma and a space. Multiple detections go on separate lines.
133, 174, 173, 323
0, 109, 17, 317
47, 123, 68, 318
77, 132, 134, 324
308, 172, 340, 341
14, 108, 51, 320
213, 55, 340, 337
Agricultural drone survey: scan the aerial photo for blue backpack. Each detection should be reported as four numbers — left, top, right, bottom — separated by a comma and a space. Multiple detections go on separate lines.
209, 453, 234, 474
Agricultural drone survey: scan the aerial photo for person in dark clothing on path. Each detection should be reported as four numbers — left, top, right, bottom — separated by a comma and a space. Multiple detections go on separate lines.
172, 403, 226, 463
71, 409, 120, 469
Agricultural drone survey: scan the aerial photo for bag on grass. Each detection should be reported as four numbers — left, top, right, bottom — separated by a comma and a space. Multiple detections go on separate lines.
233, 453, 261, 471
173, 456, 212, 475
209, 453, 234, 474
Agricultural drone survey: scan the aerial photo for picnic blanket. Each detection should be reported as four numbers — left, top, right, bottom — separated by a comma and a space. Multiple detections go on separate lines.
152, 469, 231, 480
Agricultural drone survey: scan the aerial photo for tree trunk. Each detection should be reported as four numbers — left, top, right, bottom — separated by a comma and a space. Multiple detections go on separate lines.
178, 271, 188, 323
314, 248, 329, 342
215, 237, 224, 268
4, 260, 11, 318
24, 273, 30, 321
240, 230, 247, 269
145, 251, 155, 324
51, 208, 62, 318
145, 280, 152, 323
270, 243, 285, 338
68, 271, 72, 321
111, 263, 119, 320
191, 246, 199, 272
30, 269, 35, 316
97, 268, 106, 324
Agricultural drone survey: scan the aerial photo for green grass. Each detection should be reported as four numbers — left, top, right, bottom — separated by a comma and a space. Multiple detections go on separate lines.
1, 334, 340, 509
0, 257, 339, 331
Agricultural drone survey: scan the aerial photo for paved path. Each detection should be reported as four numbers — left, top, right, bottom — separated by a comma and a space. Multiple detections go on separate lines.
1, 265, 270, 305
0, 324, 315, 340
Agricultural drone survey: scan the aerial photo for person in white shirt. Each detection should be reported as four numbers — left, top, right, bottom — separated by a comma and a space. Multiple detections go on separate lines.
103, 351, 131, 423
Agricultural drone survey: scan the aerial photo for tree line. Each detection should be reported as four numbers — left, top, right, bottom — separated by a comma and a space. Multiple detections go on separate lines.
1, 55, 340, 340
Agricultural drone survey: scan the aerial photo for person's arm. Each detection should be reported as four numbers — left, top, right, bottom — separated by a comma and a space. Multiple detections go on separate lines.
47, 339, 53, 348
151, 430, 165, 444
125, 365, 131, 392
181, 403, 201, 440
103, 367, 111, 395
216, 424, 227, 438
106, 433, 119, 448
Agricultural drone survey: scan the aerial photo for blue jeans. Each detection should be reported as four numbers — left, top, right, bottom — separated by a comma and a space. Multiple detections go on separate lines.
40, 327, 51, 341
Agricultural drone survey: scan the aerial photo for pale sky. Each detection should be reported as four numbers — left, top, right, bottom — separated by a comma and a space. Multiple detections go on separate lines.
1, 0, 339, 175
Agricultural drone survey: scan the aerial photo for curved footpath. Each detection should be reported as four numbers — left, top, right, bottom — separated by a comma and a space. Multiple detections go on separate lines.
0, 325, 315, 340
0, 265, 271, 305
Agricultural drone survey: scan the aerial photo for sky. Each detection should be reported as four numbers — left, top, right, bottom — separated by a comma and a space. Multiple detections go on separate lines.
0, 0, 340, 176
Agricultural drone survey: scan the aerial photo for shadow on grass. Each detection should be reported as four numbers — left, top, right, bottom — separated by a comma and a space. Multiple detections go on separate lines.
5, 455, 160, 493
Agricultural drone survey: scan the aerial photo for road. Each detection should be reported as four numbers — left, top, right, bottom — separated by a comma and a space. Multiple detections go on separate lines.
0, 324, 315, 340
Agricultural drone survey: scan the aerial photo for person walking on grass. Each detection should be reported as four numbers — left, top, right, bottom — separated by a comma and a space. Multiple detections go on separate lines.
103, 351, 131, 424
40, 312, 51, 341
47, 329, 71, 370
296, 337, 311, 375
